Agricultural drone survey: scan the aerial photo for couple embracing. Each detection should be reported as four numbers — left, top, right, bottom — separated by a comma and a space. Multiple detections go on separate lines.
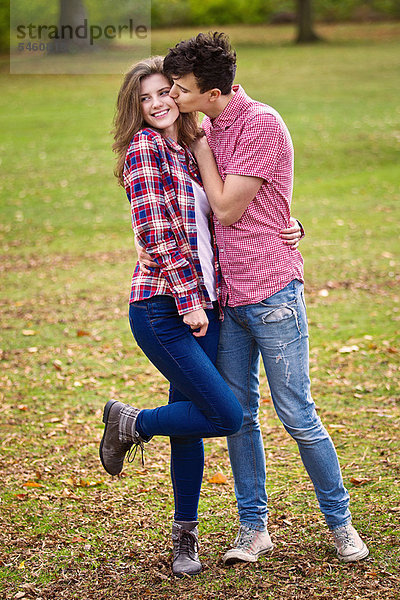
99, 32, 368, 577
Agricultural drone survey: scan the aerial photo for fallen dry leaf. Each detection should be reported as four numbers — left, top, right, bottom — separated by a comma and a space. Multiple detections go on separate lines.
339, 345, 360, 353
78, 479, 103, 487
22, 481, 44, 488
208, 472, 228, 484
22, 329, 36, 336
61, 488, 80, 499
13, 494, 28, 501
350, 477, 372, 486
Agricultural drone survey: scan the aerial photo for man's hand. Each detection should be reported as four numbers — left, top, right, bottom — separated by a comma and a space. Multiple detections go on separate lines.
134, 236, 157, 274
192, 136, 263, 226
183, 308, 209, 337
191, 132, 209, 156
280, 218, 303, 250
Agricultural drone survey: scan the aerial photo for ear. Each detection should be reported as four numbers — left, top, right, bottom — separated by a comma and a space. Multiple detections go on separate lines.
208, 88, 222, 103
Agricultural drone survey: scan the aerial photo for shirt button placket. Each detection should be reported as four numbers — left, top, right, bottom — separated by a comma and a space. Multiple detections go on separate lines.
218, 234, 234, 301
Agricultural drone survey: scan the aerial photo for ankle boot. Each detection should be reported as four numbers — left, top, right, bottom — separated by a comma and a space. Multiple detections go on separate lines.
172, 521, 202, 577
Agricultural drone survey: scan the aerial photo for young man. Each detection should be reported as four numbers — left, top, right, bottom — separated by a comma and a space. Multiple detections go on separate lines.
161, 32, 369, 565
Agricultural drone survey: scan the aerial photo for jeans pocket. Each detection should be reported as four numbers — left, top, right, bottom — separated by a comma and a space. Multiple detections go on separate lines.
146, 296, 177, 320
254, 301, 301, 349
261, 304, 295, 323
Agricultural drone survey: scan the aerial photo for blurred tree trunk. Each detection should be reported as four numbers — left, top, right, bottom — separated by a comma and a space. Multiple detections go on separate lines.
296, 0, 321, 44
0, 1, 10, 53
52, 0, 90, 53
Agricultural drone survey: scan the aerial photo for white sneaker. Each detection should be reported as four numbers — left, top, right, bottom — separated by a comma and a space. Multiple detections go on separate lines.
332, 523, 369, 562
222, 525, 273, 564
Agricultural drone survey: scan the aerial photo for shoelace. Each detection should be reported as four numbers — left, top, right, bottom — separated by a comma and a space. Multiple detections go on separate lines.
126, 437, 145, 466
235, 527, 255, 549
173, 529, 199, 559
333, 527, 354, 548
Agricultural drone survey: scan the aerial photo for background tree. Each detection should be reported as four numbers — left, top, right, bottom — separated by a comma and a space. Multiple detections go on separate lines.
52, 0, 90, 53
296, 0, 321, 43
0, 1, 10, 54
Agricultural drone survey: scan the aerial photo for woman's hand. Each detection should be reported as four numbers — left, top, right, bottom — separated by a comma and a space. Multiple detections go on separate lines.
280, 217, 304, 250
134, 236, 157, 274
183, 308, 209, 337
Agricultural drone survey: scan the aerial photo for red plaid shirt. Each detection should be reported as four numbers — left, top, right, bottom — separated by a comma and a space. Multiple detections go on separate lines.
202, 85, 304, 307
124, 127, 220, 315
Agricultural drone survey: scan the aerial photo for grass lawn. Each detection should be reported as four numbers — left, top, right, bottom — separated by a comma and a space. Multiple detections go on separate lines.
1, 22, 399, 600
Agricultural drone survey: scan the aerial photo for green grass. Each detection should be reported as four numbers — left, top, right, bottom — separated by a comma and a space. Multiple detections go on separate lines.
1, 22, 400, 600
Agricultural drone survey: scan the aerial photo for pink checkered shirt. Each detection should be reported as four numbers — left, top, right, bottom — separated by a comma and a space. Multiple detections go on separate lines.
202, 85, 304, 307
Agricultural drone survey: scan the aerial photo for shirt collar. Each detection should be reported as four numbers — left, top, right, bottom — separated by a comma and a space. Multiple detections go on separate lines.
162, 131, 202, 183
143, 127, 185, 155
211, 85, 251, 130
143, 127, 201, 183
163, 134, 185, 154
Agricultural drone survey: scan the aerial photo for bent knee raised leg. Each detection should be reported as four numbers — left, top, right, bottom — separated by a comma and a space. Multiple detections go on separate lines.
227, 412, 261, 440
221, 408, 243, 436
216, 398, 243, 436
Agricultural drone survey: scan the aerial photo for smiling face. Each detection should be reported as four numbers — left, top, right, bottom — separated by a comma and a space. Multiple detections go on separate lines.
140, 73, 180, 139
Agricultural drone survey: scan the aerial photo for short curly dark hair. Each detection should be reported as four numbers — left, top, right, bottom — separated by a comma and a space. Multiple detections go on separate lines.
163, 32, 236, 95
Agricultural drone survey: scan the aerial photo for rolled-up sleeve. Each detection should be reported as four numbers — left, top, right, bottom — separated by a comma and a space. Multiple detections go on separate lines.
225, 113, 284, 183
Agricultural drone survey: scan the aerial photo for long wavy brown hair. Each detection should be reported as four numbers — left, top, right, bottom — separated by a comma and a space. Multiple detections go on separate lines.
112, 56, 200, 186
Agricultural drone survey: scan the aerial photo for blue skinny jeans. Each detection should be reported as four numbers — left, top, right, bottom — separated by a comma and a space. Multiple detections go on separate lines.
129, 296, 242, 521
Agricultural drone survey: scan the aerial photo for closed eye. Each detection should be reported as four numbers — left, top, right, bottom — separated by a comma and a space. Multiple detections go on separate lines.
173, 82, 189, 93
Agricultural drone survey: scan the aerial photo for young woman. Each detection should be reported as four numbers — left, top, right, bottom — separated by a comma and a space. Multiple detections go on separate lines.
100, 56, 242, 577
99, 56, 302, 577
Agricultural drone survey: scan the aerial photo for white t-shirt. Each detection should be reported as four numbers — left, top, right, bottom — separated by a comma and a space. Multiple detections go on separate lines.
191, 179, 217, 302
